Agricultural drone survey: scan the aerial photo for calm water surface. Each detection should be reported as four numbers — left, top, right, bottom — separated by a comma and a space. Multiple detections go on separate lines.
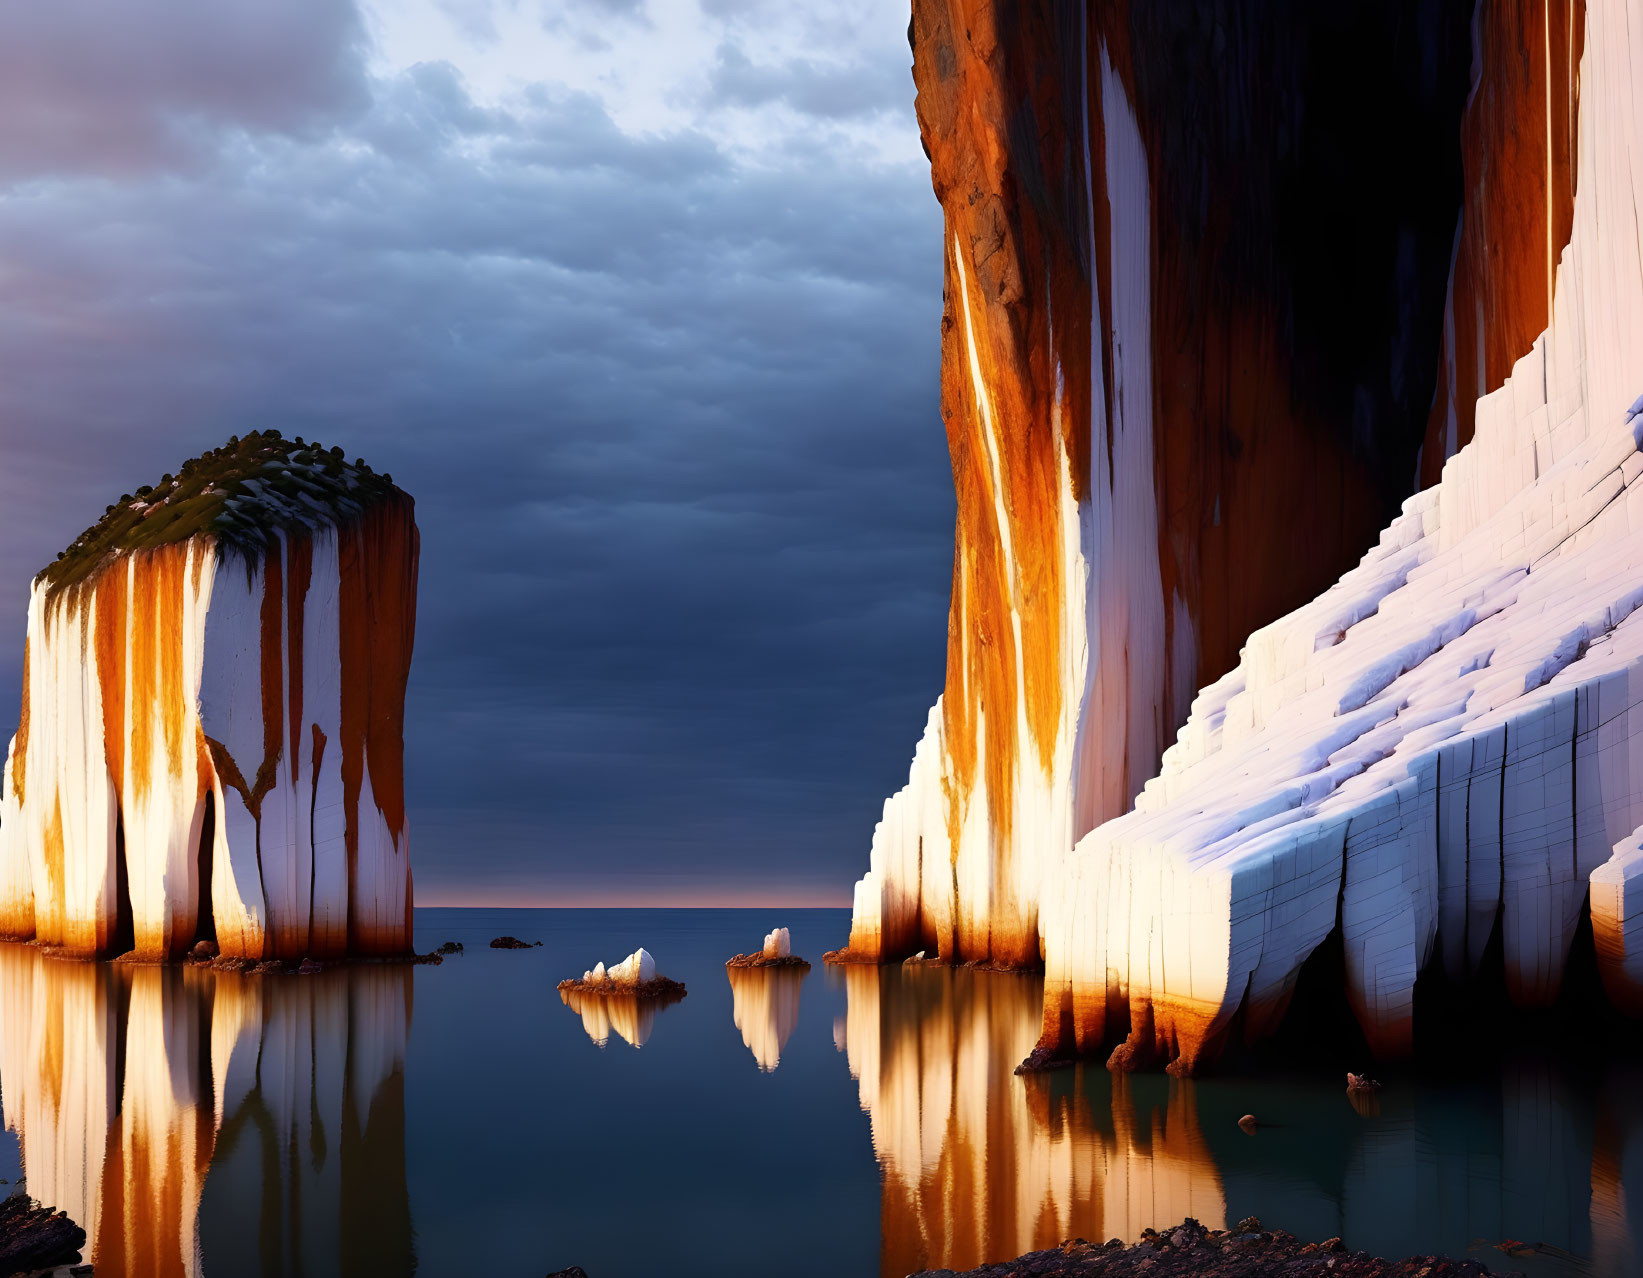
0, 907, 1637, 1277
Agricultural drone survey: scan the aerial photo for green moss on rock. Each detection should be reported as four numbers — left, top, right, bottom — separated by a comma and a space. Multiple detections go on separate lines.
41, 430, 406, 597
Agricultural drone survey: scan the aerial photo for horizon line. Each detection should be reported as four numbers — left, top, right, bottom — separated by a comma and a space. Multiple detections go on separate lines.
413, 891, 854, 910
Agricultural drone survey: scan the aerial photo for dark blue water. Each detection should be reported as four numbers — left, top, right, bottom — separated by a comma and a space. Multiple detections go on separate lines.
0, 907, 1635, 1276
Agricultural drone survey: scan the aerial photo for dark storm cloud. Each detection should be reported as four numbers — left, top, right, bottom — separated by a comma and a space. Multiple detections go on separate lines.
0, 5, 948, 902
0, 0, 369, 178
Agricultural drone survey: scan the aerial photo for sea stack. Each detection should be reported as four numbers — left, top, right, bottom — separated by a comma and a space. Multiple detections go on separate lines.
727, 926, 810, 969
0, 431, 419, 960
559, 948, 687, 999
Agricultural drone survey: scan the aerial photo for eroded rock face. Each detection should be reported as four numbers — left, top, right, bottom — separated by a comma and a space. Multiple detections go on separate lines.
1421, 1, 1587, 485
0, 432, 419, 959
1036, 0, 1643, 1072
844, 0, 1476, 966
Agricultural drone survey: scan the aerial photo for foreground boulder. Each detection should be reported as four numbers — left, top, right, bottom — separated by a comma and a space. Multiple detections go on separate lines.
0, 1194, 86, 1275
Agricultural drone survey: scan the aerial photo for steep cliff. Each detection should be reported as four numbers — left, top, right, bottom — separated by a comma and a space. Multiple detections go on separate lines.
1034, 0, 1643, 1072
1421, 1, 1586, 485
842, 1, 1477, 965
0, 431, 419, 960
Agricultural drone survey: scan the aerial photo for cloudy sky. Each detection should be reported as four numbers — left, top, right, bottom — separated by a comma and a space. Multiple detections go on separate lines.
0, 0, 949, 905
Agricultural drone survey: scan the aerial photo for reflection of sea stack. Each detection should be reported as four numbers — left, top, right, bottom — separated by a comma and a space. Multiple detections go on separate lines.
726, 965, 804, 1071
0, 941, 414, 1274
556, 947, 687, 999
0, 430, 419, 961
726, 927, 810, 969
559, 988, 675, 1049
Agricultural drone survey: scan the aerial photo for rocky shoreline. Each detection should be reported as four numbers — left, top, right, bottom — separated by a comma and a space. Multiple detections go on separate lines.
0, 1193, 86, 1275
908, 1219, 1516, 1278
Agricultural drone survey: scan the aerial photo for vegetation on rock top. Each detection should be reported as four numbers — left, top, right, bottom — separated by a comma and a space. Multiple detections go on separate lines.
40, 430, 406, 596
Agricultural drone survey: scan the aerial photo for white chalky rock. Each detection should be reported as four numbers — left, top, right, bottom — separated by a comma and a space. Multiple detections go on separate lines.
0, 432, 418, 960
604, 948, 657, 986
1039, 0, 1643, 1071
761, 927, 791, 960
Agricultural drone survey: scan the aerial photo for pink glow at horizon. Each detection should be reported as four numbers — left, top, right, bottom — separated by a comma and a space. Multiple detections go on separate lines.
415, 883, 853, 909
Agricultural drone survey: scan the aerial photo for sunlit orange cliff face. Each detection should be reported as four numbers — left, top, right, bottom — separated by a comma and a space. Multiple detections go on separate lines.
843, 1, 1487, 965
0, 432, 419, 960
1026, 0, 1643, 1076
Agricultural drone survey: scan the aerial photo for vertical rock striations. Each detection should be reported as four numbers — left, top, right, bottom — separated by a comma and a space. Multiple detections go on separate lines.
1035, 0, 1643, 1072
0, 431, 418, 960
1421, 1, 1587, 485
844, 1, 1474, 965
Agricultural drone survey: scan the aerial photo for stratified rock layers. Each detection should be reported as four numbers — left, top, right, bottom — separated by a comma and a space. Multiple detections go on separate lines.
0, 457, 418, 960
844, 2, 1474, 966
1037, 0, 1643, 1072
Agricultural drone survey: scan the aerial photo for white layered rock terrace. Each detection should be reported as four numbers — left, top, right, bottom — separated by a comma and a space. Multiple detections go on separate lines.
1040, 0, 1643, 1070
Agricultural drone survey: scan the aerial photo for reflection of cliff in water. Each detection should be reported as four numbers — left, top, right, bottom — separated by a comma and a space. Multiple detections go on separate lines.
839, 965, 1643, 1278
837, 965, 1222, 1277
727, 967, 803, 1072
0, 945, 413, 1278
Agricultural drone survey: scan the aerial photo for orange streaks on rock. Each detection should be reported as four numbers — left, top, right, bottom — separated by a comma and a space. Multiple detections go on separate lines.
915, 0, 1089, 963
286, 535, 311, 790
256, 540, 285, 813
1421, 0, 1586, 484
126, 547, 190, 802
339, 497, 418, 955
11, 640, 27, 808
93, 566, 128, 798
39, 792, 65, 947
